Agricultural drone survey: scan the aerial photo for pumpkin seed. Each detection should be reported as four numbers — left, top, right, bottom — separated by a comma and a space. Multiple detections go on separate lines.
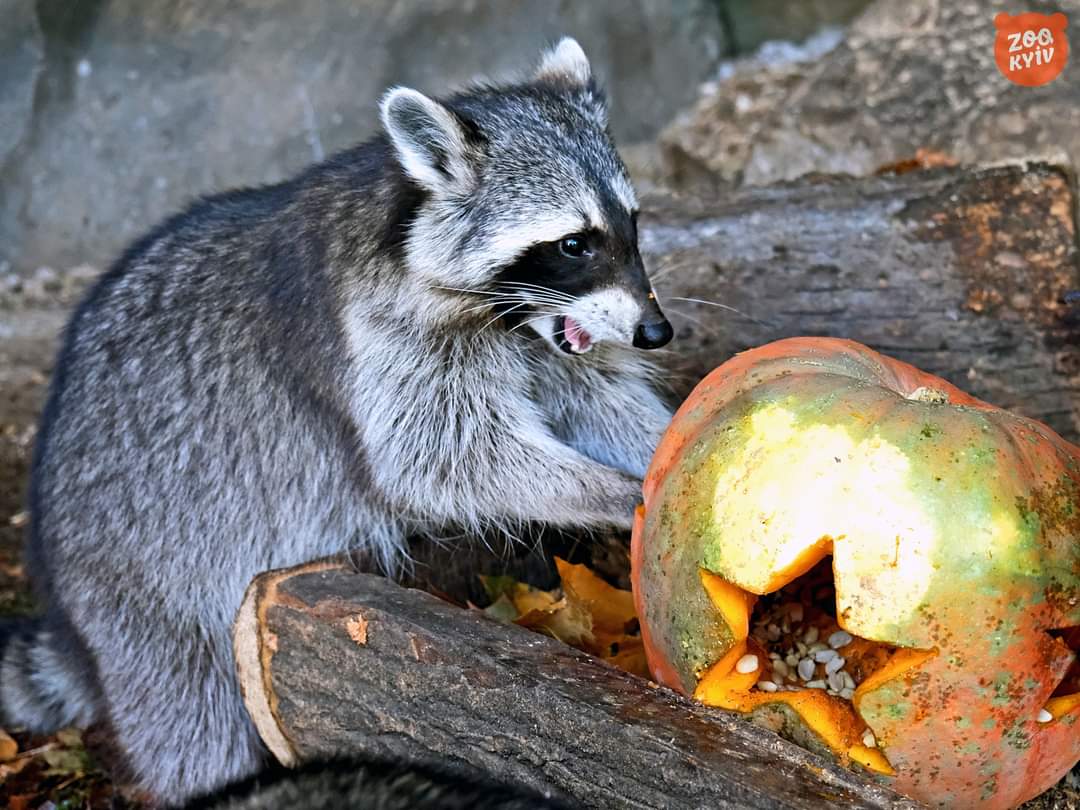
736, 654, 759, 674
828, 630, 853, 649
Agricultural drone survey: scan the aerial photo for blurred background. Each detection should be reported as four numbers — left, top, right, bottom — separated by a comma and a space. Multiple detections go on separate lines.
0, 0, 873, 278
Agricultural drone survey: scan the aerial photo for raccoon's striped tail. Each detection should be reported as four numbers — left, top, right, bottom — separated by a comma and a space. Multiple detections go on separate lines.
0, 617, 100, 731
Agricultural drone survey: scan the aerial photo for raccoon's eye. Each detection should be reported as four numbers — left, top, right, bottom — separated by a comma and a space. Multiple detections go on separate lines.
558, 235, 590, 259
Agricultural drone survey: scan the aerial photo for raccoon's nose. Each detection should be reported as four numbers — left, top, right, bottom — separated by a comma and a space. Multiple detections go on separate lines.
633, 318, 674, 349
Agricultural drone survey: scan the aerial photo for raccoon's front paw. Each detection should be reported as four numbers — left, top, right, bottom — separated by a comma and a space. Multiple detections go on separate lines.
603, 475, 644, 531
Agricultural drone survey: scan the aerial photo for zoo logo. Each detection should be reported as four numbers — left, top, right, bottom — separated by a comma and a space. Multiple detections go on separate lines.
994, 11, 1069, 86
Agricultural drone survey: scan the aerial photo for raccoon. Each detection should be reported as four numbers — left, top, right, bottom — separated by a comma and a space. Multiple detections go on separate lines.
186, 756, 575, 810
0, 38, 674, 804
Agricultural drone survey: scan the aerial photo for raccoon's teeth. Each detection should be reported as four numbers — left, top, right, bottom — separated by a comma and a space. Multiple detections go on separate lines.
564, 316, 593, 353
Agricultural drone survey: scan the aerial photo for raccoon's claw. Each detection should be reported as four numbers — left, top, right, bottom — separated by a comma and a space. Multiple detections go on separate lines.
555, 315, 593, 355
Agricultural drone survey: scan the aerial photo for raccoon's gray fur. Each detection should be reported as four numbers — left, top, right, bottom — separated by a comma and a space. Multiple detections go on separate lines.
1, 38, 673, 803
186, 757, 575, 810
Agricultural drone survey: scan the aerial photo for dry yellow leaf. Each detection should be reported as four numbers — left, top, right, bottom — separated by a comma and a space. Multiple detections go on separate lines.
345, 614, 368, 646
555, 558, 636, 635
478, 559, 648, 678
0, 728, 16, 762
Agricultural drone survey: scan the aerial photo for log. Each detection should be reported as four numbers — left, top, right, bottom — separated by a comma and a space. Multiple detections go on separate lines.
235, 562, 921, 810
641, 162, 1080, 442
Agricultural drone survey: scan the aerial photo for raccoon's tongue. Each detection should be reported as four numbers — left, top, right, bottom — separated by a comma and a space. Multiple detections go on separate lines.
564, 316, 593, 353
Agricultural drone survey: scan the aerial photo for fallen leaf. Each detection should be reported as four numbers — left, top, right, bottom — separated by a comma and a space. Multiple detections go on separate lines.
479, 574, 517, 604
555, 558, 636, 635
516, 595, 594, 647
875, 148, 959, 176
510, 584, 561, 616
0, 727, 17, 762
54, 728, 82, 748
345, 614, 368, 646
481, 593, 520, 623
41, 745, 89, 777
476, 559, 649, 678
601, 635, 650, 679
0, 754, 31, 783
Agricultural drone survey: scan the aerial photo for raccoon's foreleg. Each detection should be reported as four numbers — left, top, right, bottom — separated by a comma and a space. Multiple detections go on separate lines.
556, 369, 674, 480
373, 427, 643, 531
579, 390, 672, 480
497, 432, 644, 529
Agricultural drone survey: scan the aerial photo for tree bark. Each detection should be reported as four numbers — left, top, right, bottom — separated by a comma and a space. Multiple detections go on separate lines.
234, 562, 921, 810
641, 162, 1080, 442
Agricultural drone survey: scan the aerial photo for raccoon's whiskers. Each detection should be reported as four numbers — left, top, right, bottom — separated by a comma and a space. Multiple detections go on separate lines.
453, 285, 567, 313
428, 284, 531, 305
476, 302, 529, 335
496, 292, 575, 309
459, 298, 529, 316
647, 258, 706, 282
664, 305, 722, 338
497, 281, 576, 303
667, 296, 776, 329
507, 312, 556, 335
428, 284, 501, 296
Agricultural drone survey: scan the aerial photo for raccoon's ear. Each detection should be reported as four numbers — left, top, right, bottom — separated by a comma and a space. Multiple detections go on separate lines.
380, 87, 478, 194
535, 37, 591, 85
535, 38, 607, 126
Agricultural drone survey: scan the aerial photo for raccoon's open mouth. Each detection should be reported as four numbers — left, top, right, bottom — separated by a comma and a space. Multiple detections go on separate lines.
555, 315, 593, 355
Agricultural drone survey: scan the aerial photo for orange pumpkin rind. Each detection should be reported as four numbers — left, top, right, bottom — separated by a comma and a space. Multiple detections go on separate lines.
632, 338, 1080, 808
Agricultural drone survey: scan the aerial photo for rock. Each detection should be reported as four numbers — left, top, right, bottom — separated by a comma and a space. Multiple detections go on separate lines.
0, 0, 43, 171
661, 0, 1080, 190
0, 0, 726, 277
722, 0, 871, 53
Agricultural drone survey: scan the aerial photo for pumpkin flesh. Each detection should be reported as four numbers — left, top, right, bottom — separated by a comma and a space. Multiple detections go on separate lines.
632, 338, 1080, 809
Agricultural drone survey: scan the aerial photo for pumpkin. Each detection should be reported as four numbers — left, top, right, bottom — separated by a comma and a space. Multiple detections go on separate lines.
631, 337, 1080, 808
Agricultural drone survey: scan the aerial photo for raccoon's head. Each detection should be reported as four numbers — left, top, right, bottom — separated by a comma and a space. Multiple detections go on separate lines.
380, 37, 673, 354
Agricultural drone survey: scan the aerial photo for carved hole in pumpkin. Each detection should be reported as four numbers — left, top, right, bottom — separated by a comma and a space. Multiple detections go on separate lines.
696, 555, 936, 775
1044, 627, 1080, 721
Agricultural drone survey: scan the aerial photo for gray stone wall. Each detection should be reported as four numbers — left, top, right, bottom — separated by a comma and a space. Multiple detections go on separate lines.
1, 0, 730, 276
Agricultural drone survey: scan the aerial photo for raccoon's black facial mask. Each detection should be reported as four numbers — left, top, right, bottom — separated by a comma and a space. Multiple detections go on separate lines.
493, 220, 672, 355
495, 230, 605, 354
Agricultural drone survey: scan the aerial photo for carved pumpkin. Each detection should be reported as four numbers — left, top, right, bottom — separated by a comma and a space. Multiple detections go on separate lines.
631, 337, 1080, 808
